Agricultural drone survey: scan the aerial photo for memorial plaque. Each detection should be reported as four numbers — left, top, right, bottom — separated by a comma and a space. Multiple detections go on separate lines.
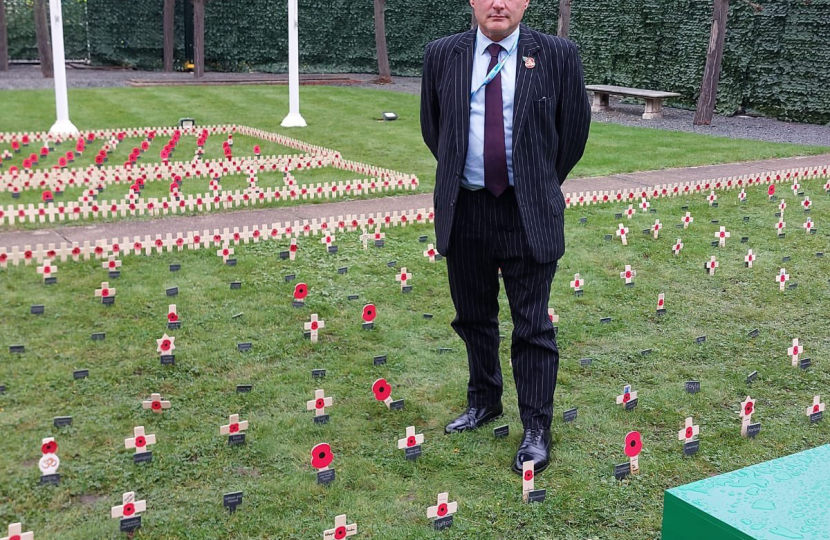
328, 246, 338, 254
375, 239, 385, 248
710, 220, 719, 224
423, 313, 433, 319
228, 433, 246, 446
746, 423, 761, 439
313, 414, 330, 425
741, 236, 749, 243
625, 398, 638, 410
800, 358, 811, 370
695, 336, 707, 344
225, 259, 237, 267
580, 358, 593, 367
433, 516, 454, 530
312, 369, 326, 379
389, 399, 405, 410
748, 328, 759, 338
404, 446, 422, 460
30, 305, 44, 315
337, 267, 348, 275
657, 308, 667, 315
438, 347, 453, 354
348, 294, 360, 301
604, 234, 613, 241
44, 277, 57, 285
711, 202, 718, 208
232, 313, 243, 319
279, 251, 290, 260
0, 385, 5, 394
166, 287, 178, 297
223, 491, 243, 513
788, 283, 798, 290
373, 355, 387, 366
782, 256, 791, 262
120, 516, 142, 533
743, 216, 750, 222
317, 469, 336, 485
600, 317, 612, 324
133, 452, 153, 464
615, 213, 623, 219
614, 463, 631, 480
526, 489, 546, 503
641, 349, 652, 356
91, 332, 106, 341
494, 425, 509, 438
73, 369, 89, 380
230, 281, 242, 290
362, 322, 374, 330
40, 474, 60, 486
109, 271, 121, 279
683, 440, 700, 456
53, 416, 73, 428
810, 411, 823, 423
167, 321, 181, 331
419, 235, 428, 242
236, 385, 252, 393
160, 355, 175, 365
817, 252, 824, 258
402, 285, 413, 294
387, 261, 397, 268
711, 241, 719, 247
563, 408, 578, 423
10, 345, 25, 354
169, 264, 181, 272
746, 370, 758, 383
685, 381, 701, 394
284, 274, 296, 282
292, 301, 305, 308
579, 217, 587, 224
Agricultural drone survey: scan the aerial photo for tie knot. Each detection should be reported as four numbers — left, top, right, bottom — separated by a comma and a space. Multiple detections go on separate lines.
487, 43, 502, 59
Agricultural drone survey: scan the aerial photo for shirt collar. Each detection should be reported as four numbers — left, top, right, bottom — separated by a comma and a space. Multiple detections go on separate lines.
476, 25, 521, 56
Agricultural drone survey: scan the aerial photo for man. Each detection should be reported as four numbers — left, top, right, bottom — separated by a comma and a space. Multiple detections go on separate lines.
420, 0, 591, 475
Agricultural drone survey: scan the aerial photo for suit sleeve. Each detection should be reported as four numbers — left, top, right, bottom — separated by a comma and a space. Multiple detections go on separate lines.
555, 41, 591, 185
420, 42, 440, 160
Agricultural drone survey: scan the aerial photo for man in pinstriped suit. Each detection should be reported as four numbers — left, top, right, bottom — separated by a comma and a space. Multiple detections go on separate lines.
420, 0, 590, 475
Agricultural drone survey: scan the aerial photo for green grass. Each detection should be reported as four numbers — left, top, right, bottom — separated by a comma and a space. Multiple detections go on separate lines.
1, 86, 827, 191
1, 177, 829, 539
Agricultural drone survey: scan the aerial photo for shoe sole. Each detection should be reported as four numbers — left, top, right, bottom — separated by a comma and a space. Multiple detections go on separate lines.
511, 456, 550, 476
444, 412, 503, 434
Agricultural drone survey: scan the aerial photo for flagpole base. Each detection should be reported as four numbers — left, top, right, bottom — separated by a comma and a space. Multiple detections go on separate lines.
49, 119, 79, 136
280, 112, 307, 128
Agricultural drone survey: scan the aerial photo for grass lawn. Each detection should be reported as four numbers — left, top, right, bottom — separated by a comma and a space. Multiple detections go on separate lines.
1, 175, 828, 539
1, 85, 828, 193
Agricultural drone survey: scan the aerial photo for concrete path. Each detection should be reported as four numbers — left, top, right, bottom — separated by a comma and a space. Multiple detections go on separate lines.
1, 153, 828, 249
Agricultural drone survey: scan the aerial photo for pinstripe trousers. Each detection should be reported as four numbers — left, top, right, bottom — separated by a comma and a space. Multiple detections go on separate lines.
446, 186, 559, 430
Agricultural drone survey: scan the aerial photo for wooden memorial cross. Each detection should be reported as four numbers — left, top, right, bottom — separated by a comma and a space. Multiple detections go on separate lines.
705, 256, 719, 276
220, 414, 249, 443
427, 493, 458, 528
397, 426, 424, 459
359, 228, 371, 250
739, 189, 747, 202
652, 219, 662, 239
779, 199, 787, 214
803, 217, 814, 233
103, 255, 122, 273
423, 243, 438, 263
39, 437, 60, 484
806, 396, 824, 422
739, 396, 756, 436
616, 384, 638, 409
1, 523, 34, 540
745, 249, 756, 268
620, 265, 636, 285
304, 314, 325, 343
777, 268, 790, 291
672, 238, 683, 256
707, 191, 717, 206
110, 491, 146, 524
788, 338, 804, 366
677, 417, 699, 444
156, 334, 175, 356
320, 233, 335, 250
657, 293, 666, 314
548, 308, 559, 325
396, 268, 412, 291
167, 305, 179, 328
639, 198, 650, 213
289, 238, 298, 261
36, 259, 57, 283
682, 212, 694, 229
802, 196, 812, 211
625, 205, 636, 219
323, 514, 357, 540
616, 224, 629, 245
306, 389, 333, 420
125, 426, 156, 456
372, 378, 402, 409
95, 282, 116, 303
373, 227, 386, 247
521, 460, 546, 502
569, 273, 584, 294
142, 393, 171, 413
715, 226, 730, 247
217, 244, 234, 263
776, 218, 786, 235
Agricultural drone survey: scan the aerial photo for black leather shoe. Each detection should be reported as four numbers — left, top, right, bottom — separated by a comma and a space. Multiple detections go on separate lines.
444, 403, 503, 434
511, 428, 551, 475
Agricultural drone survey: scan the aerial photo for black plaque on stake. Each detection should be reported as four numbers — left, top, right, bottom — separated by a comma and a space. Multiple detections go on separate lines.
614, 463, 631, 480
236, 385, 252, 393
685, 381, 701, 394
73, 369, 89, 380
684, 440, 700, 456
223, 491, 243, 513
494, 425, 509, 438
562, 408, 578, 423
317, 469, 335, 485
30, 305, 44, 315
120, 516, 142, 533
134, 452, 153, 464
53, 416, 73, 428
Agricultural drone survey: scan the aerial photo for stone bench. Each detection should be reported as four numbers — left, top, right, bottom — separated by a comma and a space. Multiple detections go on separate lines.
586, 85, 681, 120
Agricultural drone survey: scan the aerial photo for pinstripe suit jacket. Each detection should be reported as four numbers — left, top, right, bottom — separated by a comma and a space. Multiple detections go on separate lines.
420, 24, 591, 264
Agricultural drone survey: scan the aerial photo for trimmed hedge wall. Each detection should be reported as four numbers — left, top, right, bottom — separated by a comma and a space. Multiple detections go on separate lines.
6, 0, 830, 124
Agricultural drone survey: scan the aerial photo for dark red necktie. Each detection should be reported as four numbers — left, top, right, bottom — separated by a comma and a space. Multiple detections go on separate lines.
483, 43, 509, 197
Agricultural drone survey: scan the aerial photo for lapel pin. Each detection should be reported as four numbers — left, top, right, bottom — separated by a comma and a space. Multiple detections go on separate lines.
523, 56, 536, 69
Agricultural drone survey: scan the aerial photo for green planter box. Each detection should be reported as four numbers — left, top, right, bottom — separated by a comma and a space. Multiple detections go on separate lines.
662, 444, 830, 539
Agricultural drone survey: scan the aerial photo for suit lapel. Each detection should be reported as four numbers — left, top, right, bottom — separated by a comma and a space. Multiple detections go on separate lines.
452, 29, 476, 173
512, 25, 541, 154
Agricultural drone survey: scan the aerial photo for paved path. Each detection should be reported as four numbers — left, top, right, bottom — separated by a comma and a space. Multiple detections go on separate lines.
1, 153, 828, 249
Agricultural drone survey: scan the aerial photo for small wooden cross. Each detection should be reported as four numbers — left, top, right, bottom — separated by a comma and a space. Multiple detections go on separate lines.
776, 218, 786, 234
220, 414, 249, 437
802, 197, 811, 211
788, 338, 803, 366
705, 256, 718, 276
142, 393, 171, 413
672, 238, 683, 256
739, 190, 747, 202
373, 227, 385, 244
707, 191, 717, 206
359, 228, 371, 250
125, 426, 156, 454
803, 217, 814, 233
289, 238, 298, 261
806, 396, 825, 417
95, 282, 115, 300
521, 460, 536, 501
616, 224, 629, 245
111, 491, 146, 520
715, 226, 730, 247
167, 305, 178, 324
306, 389, 333, 417
547, 308, 559, 324
304, 314, 325, 343
323, 515, 357, 540
777, 268, 790, 291
569, 273, 583, 293
320, 234, 335, 248
423, 243, 437, 263
625, 205, 636, 219
36, 259, 57, 282
779, 199, 787, 213
657, 293, 665, 312
102, 255, 122, 271
427, 492, 458, 520
156, 333, 175, 355
217, 244, 233, 263
616, 384, 637, 407
396, 267, 412, 290
2, 523, 33, 540
682, 212, 694, 229
677, 417, 699, 442
397, 426, 424, 451
652, 219, 662, 239
620, 265, 636, 285
745, 249, 756, 268
639, 198, 650, 212
739, 396, 755, 436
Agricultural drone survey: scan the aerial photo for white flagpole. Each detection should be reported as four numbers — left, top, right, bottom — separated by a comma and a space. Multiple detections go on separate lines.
48, 0, 78, 135
280, 0, 307, 127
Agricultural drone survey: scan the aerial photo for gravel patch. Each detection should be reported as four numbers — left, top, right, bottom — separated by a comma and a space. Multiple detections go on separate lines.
3, 64, 829, 147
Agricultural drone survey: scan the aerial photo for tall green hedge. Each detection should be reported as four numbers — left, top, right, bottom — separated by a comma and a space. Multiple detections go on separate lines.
6, 0, 830, 124
5, 0, 88, 60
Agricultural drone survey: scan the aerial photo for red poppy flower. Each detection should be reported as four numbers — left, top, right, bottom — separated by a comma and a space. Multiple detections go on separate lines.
122, 503, 135, 517
41, 440, 58, 454
524, 469, 534, 481
744, 401, 754, 416
624, 431, 642, 457
685, 427, 694, 439
372, 378, 391, 401
363, 304, 376, 323
311, 443, 333, 469
160, 339, 171, 352
151, 400, 162, 411
294, 283, 308, 300
768, 185, 775, 196
168, 312, 178, 322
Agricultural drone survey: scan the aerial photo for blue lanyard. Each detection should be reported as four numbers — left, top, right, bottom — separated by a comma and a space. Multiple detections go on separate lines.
470, 37, 518, 99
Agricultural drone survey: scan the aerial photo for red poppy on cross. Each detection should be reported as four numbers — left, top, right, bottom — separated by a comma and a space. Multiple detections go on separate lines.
289, 238, 298, 261
739, 190, 747, 202
1, 523, 33, 540
569, 273, 583, 293
707, 191, 717, 206
682, 212, 694, 229
806, 396, 825, 418
672, 238, 684, 256
715, 226, 730, 247
547, 308, 559, 324
220, 414, 249, 437
776, 218, 786, 234
705, 256, 719, 276
167, 305, 178, 323
423, 243, 438, 263
616, 384, 637, 407
102, 255, 121, 271
372, 378, 396, 408
779, 199, 787, 213
304, 314, 325, 343
320, 234, 335, 248
739, 396, 755, 436
124, 426, 156, 453
802, 196, 811, 211
745, 249, 756, 268
94, 282, 115, 300
306, 389, 333, 417
652, 219, 662, 239
142, 393, 171, 413
36, 259, 57, 282
657, 293, 665, 312
777, 268, 790, 291
396, 267, 412, 290
677, 417, 699, 443
110, 491, 146, 520
620, 265, 636, 285
156, 333, 175, 355
397, 426, 424, 452
803, 217, 815, 233
323, 514, 357, 540
616, 224, 629, 245
625, 205, 636, 219
639, 198, 650, 212
217, 244, 234, 263
427, 492, 458, 520
522, 460, 536, 500
788, 338, 804, 366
